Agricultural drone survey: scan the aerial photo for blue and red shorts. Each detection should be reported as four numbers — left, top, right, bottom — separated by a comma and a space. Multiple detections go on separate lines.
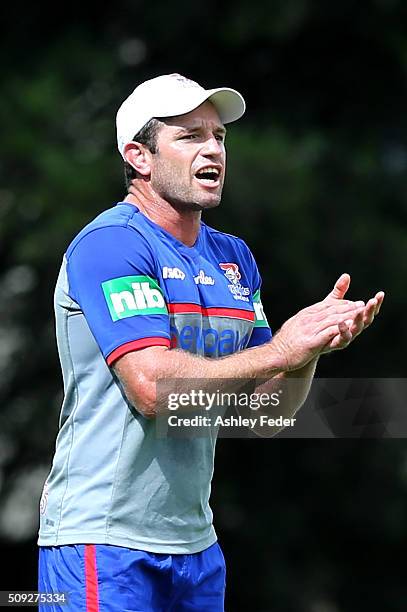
38, 542, 226, 611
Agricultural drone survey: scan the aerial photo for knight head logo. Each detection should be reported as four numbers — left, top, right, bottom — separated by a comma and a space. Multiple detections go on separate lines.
219, 263, 241, 284
219, 262, 250, 301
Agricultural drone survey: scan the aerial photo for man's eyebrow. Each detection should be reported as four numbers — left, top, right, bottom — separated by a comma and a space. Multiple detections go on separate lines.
174, 125, 227, 135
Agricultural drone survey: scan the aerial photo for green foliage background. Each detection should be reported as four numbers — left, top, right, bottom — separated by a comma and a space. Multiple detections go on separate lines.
0, 1, 406, 610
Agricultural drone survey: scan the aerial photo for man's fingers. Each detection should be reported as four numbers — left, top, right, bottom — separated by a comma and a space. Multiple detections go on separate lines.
346, 292, 384, 336
322, 289, 384, 332
316, 320, 351, 345
310, 299, 364, 319
351, 292, 384, 329
364, 298, 376, 326
324, 273, 351, 301
375, 291, 385, 315
319, 321, 352, 352
312, 305, 365, 331
337, 320, 353, 343
349, 308, 365, 336
280, 287, 384, 367
360, 291, 384, 319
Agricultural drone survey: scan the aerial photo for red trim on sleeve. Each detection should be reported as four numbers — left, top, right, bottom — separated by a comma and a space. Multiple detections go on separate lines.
106, 337, 171, 366
84, 544, 99, 612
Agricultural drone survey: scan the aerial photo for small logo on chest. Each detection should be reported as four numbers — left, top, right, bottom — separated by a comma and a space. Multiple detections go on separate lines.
162, 266, 186, 280
194, 270, 215, 285
219, 263, 250, 302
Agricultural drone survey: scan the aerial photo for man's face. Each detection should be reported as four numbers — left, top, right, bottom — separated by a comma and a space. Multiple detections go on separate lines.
149, 101, 226, 211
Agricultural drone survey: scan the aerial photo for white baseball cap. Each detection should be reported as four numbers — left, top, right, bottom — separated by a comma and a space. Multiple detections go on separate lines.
116, 73, 246, 158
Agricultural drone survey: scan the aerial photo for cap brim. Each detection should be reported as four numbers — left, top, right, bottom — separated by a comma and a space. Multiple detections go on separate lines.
154, 87, 246, 125
204, 87, 246, 124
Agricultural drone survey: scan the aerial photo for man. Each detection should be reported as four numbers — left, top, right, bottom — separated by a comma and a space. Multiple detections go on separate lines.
38, 73, 384, 611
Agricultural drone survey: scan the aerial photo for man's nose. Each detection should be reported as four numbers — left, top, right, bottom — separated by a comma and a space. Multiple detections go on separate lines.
201, 136, 223, 157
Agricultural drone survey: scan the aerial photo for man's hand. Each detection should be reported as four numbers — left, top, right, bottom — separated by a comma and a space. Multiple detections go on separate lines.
321, 273, 384, 353
271, 274, 384, 371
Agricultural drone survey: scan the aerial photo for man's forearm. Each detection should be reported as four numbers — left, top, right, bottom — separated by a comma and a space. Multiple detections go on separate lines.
115, 339, 290, 417
274, 355, 318, 409
115, 339, 319, 418
245, 357, 318, 437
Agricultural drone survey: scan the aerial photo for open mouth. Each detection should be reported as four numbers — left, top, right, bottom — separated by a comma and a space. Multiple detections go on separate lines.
194, 166, 221, 186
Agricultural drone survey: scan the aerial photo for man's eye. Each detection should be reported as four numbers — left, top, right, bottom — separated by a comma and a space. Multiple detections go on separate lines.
215, 134, 225, 142
180, 134, 197, 140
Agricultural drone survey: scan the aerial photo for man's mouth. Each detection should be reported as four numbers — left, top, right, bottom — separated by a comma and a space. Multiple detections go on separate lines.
194, 166, 221, 187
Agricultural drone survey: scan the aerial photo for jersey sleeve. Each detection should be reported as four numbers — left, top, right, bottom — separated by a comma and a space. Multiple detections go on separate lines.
248, 289, 273, 347
243, 243, 272, 348
66, 225, 171, 366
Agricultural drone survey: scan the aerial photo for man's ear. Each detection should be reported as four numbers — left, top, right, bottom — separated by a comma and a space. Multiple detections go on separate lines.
124, 142, 152, 177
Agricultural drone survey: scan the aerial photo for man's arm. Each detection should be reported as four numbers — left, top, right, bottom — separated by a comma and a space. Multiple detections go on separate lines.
113, 275, 384, 417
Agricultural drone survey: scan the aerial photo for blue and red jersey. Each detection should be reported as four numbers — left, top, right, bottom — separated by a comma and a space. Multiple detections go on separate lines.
38, 202, 271, 554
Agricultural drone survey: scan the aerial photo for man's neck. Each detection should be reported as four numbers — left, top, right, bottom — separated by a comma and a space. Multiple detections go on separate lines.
124, 186, 201, 248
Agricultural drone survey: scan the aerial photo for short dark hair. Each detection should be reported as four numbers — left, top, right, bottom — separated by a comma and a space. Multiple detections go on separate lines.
124, 118, 162, 190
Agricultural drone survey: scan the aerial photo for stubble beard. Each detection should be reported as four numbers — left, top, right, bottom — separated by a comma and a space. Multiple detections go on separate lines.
151, 165, 223, 212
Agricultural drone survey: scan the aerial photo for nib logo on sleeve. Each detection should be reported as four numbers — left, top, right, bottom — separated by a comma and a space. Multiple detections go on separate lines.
102, 275, 168, 321
252, 289, 269, 328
